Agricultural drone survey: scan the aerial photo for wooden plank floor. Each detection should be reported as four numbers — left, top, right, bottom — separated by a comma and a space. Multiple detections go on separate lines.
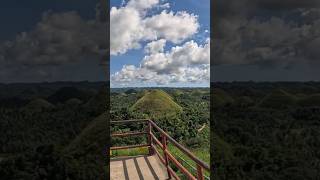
110, 155, 169, 180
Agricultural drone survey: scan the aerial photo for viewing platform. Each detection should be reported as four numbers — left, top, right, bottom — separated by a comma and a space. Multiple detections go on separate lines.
110, 119, 210, 180
110, 155, 168, 180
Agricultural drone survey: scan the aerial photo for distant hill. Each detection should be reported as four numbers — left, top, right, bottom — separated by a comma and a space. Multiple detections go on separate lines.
65, 113, 106, 155
65, 98, 83, 105
258, 89, 297, 109
130, 89, 182, 117
212, 88, 234, 107
22, 98, 55, 112
64, 113, 107, 178
83, 87, 107, 114
298, 94, 320, 107
47, 87, 91, 104
125, 89, 137, 94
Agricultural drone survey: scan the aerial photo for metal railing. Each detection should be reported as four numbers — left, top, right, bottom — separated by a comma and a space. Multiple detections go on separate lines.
111, 119, 210, 180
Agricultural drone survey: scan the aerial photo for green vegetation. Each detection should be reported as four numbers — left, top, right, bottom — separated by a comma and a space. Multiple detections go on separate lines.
111, 87, 210, 179
111, 147, 149, 157
0, 82, 107, 179
213, 82, 320, 180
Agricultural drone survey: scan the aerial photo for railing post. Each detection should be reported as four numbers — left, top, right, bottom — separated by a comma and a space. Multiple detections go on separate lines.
197, 164, 204, 180
162, 134, 172, 179
147, 120, 154, 155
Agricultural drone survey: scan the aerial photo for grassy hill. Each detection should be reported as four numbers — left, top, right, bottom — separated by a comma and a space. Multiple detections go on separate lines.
130, 89, 182, 117
22, 98, 55, 112
64, 113, 107, 179
258, 89, 297, 109
298, 94, 320, 107
212, 88, 234, 107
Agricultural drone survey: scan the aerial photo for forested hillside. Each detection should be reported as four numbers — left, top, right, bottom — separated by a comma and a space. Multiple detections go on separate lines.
0, 82, 107, 179
212, 82, 320, 179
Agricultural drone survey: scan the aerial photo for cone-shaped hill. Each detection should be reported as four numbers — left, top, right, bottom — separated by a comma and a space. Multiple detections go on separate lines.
65, 113, 106, 155
83, 87, 107, 114
130, 89, 182, 117
65, 98, 83, 105
212, 88, 234, 107
258, 89, 297, 109
47, 87, 91, 104
23, 98, 55, 112
64, 113, 107, 177
298, 94, 320, 107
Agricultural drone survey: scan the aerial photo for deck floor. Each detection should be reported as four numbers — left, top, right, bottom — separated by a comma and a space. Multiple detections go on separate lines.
110, 155, 169, 180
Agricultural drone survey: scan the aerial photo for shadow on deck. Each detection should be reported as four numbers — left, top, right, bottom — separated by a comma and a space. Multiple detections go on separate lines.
110, 155, 169, 180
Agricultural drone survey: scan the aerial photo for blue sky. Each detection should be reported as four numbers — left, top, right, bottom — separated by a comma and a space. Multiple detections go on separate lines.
110, 0, 210, 87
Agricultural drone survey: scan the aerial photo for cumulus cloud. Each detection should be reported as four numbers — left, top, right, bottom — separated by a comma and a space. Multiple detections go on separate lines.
112, 39, 210, 85
214, 6, 320, 69
111, 0, 207, 86
110, 0, 199, 55
0, 8, 106, 82
1, 11, 106, 66
142, 39, 209, 73
126, 0, 159, 11
144, 10, 199, 43
144, 39, 166, 54
110, 7, 152, 55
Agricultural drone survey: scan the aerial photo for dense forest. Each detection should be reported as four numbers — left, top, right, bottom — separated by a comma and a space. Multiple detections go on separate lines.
0, 82, 107, 179
110, 88, 210, 178
212, 82, 320, 180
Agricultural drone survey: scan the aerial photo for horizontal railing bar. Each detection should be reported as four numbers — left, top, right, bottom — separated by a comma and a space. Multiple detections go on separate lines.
110, 144, 149, 150
110, 119, 149, 124
111, 132, 147, 137
150, 132, 163, 149
149, 120, 210, 171
165, 149, 196, 180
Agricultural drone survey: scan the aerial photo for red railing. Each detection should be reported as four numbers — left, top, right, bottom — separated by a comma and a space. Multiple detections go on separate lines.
111, 119, 210, 180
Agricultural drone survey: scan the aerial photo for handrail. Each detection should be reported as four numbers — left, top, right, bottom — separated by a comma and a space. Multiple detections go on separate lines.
110, 119, 210, 179
148, 120, 210, 171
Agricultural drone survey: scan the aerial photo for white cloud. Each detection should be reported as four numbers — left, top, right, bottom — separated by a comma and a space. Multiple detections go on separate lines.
144, 10, 199, 43
110, 0, 207, 86
112, 39, 210, 85
158, 3, 170, 9
110, 7, 154, 55
142, 39, 210, 74
127, 0, 159, 11
110, 0, 199, 55
144, 39, 166, 54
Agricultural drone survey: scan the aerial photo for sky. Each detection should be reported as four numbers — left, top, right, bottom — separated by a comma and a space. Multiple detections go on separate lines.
110, 0, 210, 87
0, 0, 106, 83
2, 0, 319, 84
213, 0, 320, 82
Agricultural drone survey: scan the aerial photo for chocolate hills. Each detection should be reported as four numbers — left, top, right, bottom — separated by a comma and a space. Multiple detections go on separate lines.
258, 89, 297, 109
212, 88, 234, 107
298, 94, 320, 107
22, 98, 55, 112
130, 89, 182, 117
